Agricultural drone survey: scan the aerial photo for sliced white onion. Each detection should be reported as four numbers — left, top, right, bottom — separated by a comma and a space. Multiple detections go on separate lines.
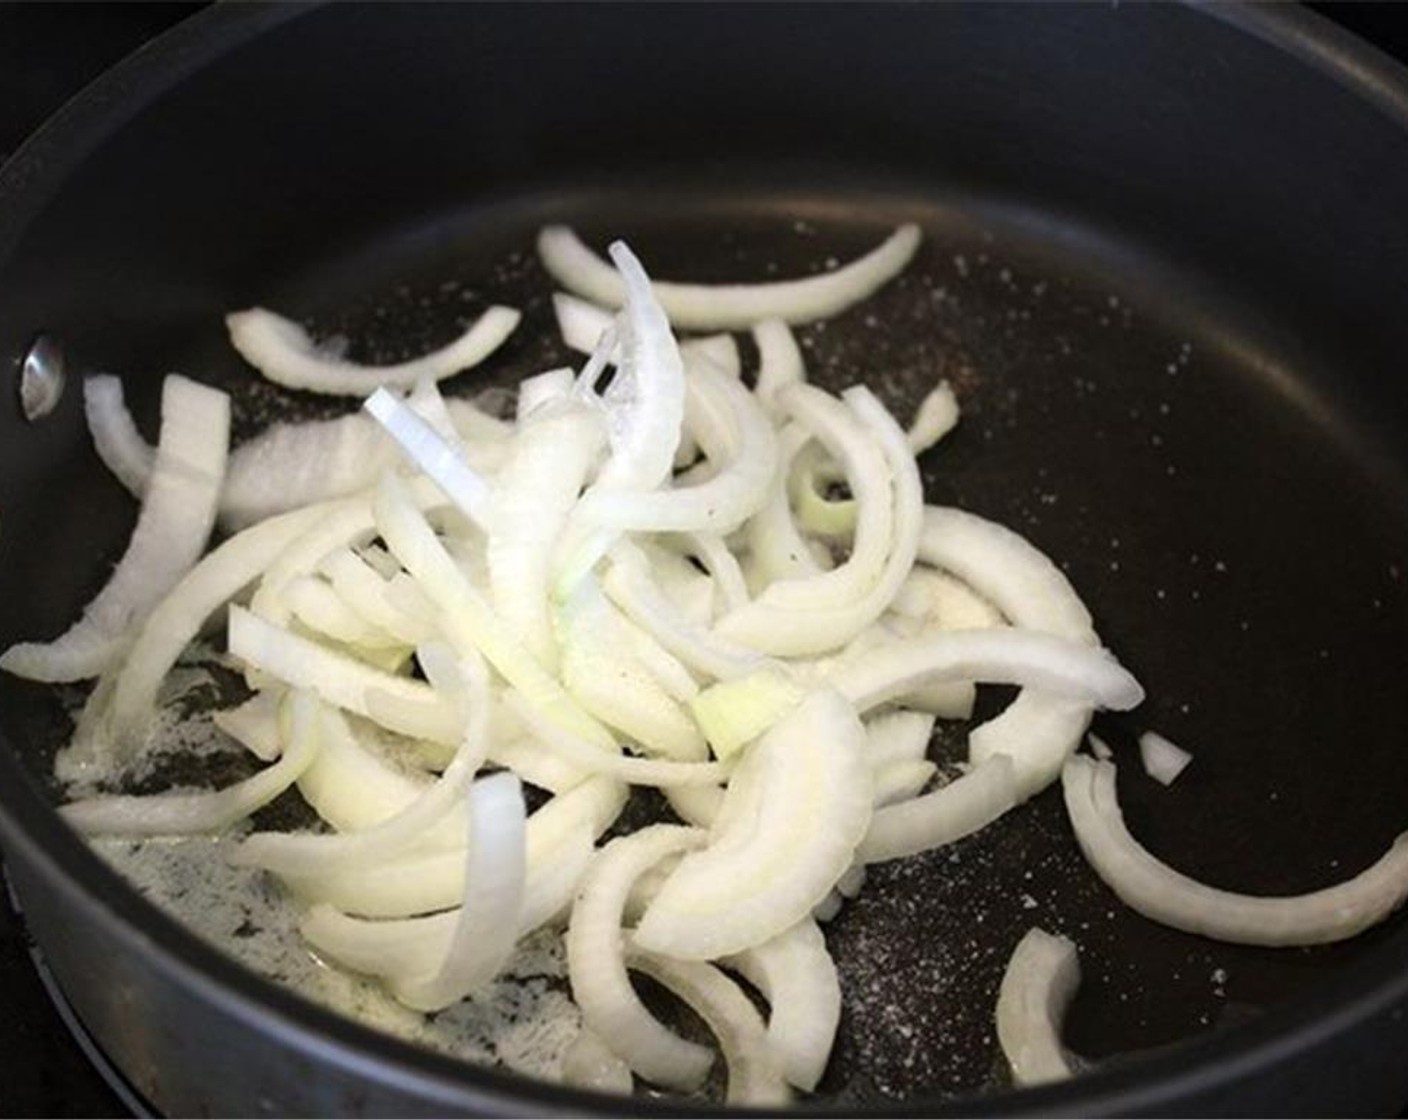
625, 949, 791, 1105
751, 319, 806, 418
282, 575, 403, 649
744, 422, 830, 587
226, 305, 520, 396
553, 241, 688, 590
858, 755, 1018, 863
863, 709, 937, 771
995, 927, 1081, 1086
83, 374, 154, 497
722, 918, 839, 1092
634, 689, 872, 960
364, 388, 492, 530
688, 667, 805, 761
1063, 754, 1408, 946
232, 650, 489, 877
318, 547, 437, 647
3, 375, 230, 683
556, 579, 706, 763
227, 605, 461, 745
829, 629, 1143, 716
566, 824, 713, 1091
1139, 730, 1192, 786
538, 223, 921, 330
486, 404, 604, 669
61, 690, 321, 836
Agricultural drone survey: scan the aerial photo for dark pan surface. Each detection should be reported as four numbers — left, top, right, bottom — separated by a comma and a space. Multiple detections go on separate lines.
5, 180, 1408, 1107
3, 3, 1408, 1113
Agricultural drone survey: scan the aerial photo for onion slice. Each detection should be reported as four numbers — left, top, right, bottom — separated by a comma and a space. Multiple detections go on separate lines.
61, 689, 321, 836
1063, 754, 1408, 946
566, 825, 713, 1091
226, 305, 520, 396
538, 223, 921, 330
995, 927, 1081, 1086
1139, 730, 1192, 786
83, 374, 154, 497
2, 375, 230, 683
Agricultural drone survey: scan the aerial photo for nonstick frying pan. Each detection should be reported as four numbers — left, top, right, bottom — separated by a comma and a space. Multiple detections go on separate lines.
3, 3, 1408, 1115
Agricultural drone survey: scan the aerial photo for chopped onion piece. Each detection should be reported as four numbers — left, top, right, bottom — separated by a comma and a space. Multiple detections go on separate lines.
553, 291, 617, 356
61, 690, 321, 836
538, 223, 921, 330
226, 304, 520, 396
1139, 729, 1192, 786
689, 667, 806, 761
1063, 755, 1408, 945
83, 374, 154, 497
995, 928, 1081, 1086
1087, 731, 1114, 761
213, 689, 283, 762
906, 380, 960, 455
863, 709, 937, 771
2, 375, 230, 683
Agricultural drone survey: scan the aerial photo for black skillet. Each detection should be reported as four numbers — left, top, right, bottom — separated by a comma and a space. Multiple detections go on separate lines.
2, 3, 1408, 1115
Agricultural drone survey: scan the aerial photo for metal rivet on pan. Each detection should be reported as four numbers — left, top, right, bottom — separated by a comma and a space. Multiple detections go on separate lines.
18, 334, 66, 421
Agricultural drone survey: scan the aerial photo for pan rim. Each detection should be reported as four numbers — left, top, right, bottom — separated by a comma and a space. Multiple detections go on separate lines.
2, 1, 1408, 1114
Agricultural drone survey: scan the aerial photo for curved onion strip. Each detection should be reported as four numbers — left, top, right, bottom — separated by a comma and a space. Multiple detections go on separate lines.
575, 362, 777, 536
554, 244, 688, 591
487, 406, 604, 669
282, 775, 624, 919
504, 690, 729, 788
715, 387, 921, 656
319, 548, 437, 646
602, 546, 763, 682
917, 504, 1098, 792
566, 825, 713, 1091
372, 472, 613, 747
891, 567, 1004, 632
393, 772, 526, 1010
556, 580, 706, 762
537, 223, 921, 331
1063, 755, 1408, 946
751, 319, 806, 418
61, 690, 321, 836
809, 619, 975, 721
663, 784, 725, 830
83, 374, 154, 497
232, 651, 490, 877
228, 606, 461, 745
995, 927, 1081, 1086
744, 422, 829, 588
829, 630, 1143, 716
907, 380, 960, 455
96, 500, 338, 761
858, 755, 1018, 864
744, 384, 891, 610
722, 918, 839, 1092
2, 376, 230, 683
300, 772, 531, 1011
516, 367, 576, 421
554, 291, 617, 356
681, 531, 751, 613
292, 708, 441, 835
789, 440, 856, 538
562, 1028, 635, 1095
634, 689, 872, 960
626, 949, 791, 1106
226, 304, 520, 396
487, 734, 590, 795
364, 388, 492, 530
282, 576, 403, 649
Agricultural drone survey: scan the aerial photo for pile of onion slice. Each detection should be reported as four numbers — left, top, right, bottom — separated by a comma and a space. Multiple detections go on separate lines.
6, 220, 1404, 1105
